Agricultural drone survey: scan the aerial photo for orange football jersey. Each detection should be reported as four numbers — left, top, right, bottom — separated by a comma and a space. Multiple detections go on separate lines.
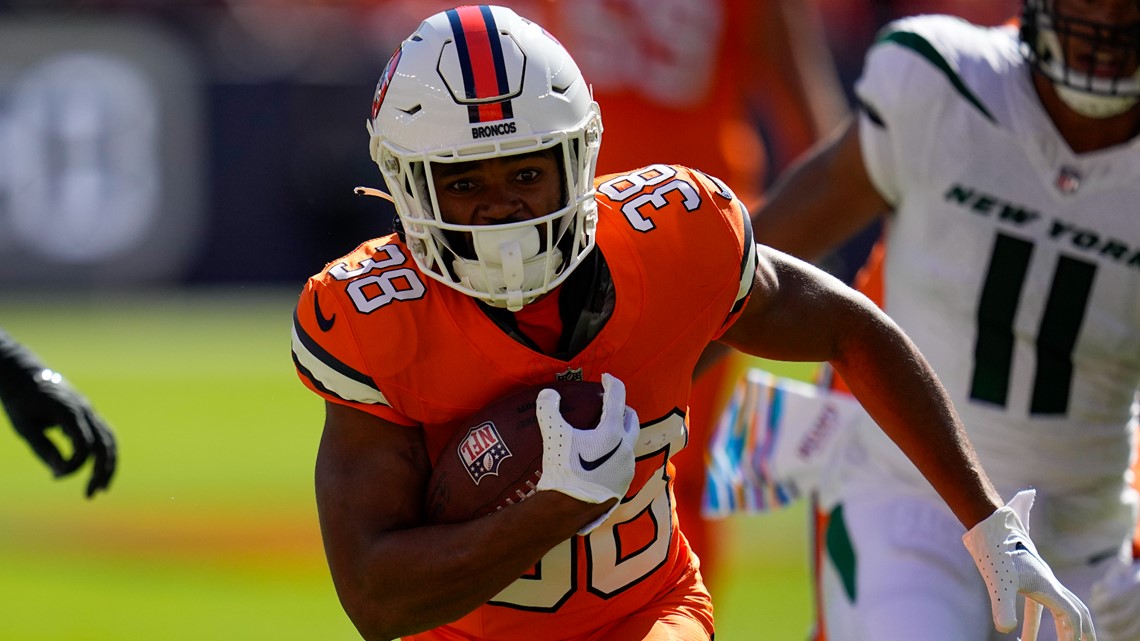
292, 165, 755, 640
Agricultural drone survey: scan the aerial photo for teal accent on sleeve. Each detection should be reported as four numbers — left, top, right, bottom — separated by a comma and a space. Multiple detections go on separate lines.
826, 504, 858, 603
878, 30, 996, 123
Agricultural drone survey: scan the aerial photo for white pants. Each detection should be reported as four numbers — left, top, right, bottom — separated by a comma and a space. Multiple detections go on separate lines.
813, 437, 1131, 641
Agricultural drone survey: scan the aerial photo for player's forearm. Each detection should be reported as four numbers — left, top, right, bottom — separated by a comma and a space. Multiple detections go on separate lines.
831, 309, 1002, 528
329, 491, 601, 639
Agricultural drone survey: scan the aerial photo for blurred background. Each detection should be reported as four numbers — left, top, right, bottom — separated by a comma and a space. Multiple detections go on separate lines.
0, 1, 1015, 639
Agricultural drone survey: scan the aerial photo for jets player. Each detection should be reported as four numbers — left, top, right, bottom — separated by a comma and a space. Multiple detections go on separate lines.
751, 1, 1140, 640
291, 5, 1092, 640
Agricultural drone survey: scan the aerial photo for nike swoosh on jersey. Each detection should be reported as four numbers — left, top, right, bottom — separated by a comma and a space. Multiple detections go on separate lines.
579, 442, 621, 471
314, 292, 337, 332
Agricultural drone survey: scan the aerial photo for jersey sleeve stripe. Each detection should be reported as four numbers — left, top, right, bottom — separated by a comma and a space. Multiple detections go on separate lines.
877, 29, 995, 123
732, 203, 757, 315
857, 96, 887, 128
291, 313, 391, 407
292, 351, 354, 403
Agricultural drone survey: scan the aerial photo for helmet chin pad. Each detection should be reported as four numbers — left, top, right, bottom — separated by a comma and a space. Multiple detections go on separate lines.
1055, 84, 1139, 118
452, 225, 564, 311
473, 225, 542, 265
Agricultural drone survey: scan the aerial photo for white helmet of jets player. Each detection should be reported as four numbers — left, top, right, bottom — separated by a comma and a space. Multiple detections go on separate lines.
1021, 0, 1140, 118
366, 4, 602, 311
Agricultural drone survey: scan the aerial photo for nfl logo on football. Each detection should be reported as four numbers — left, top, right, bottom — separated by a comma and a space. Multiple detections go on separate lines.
458, 422, 513, 484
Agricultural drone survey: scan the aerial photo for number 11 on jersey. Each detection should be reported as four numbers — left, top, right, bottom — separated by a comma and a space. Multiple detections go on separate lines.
970, 232, 1096, 416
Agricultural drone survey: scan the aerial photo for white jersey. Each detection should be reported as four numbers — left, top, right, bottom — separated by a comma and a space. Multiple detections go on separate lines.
849, 15, 1139, 562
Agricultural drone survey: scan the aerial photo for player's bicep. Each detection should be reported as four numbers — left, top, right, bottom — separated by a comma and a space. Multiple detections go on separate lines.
719, 245, 869, 363
315, 401, 430, 573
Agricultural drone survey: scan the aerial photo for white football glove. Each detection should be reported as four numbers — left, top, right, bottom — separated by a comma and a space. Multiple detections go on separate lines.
1090, 560, 1140, 641
535, 373, 639, 535
962, 490, 1096, 641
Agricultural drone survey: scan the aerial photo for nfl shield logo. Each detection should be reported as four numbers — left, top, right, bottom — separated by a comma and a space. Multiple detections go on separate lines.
457, 422, 512, 485
555, 368, 583, 382
1055, 166, 1082, 195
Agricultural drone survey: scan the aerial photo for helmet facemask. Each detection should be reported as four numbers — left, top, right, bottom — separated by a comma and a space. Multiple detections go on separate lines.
1022, 0, 1140, 117
370, 111, 601, 312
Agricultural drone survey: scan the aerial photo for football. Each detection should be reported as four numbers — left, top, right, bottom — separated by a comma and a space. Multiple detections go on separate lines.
424, 379, 604, 524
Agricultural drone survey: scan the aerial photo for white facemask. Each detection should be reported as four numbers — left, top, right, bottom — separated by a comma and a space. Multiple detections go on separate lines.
1036, 29, 1140, 118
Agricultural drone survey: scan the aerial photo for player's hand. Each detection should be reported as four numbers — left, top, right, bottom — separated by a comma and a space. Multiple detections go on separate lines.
962, 490, 1095, 641
1090, 560, 1140, 641
535, 373, 638, 535
2, 367, 118, 498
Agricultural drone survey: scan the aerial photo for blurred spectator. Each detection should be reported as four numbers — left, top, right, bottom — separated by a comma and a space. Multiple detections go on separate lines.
815, 0, 1020, 97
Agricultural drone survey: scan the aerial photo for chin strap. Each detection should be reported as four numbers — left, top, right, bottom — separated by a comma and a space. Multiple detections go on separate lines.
453, 226, 562, 312
1055, 85, 1139, 118
354, 186, 396, 203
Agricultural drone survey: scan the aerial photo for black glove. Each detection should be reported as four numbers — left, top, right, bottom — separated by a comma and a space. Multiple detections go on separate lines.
0, 330, 117, 498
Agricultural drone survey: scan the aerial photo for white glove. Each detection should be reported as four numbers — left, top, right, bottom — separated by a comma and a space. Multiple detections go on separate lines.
535, 373, 639, 535
1090, 560, 1140, 641
963, 490, 1096, 641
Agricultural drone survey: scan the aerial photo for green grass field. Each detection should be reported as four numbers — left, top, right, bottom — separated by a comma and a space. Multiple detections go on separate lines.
0, 289, 816, 640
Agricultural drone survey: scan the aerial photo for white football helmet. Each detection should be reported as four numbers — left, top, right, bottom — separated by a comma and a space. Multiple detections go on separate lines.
1021, 0, 1140, 118
366, 5, 602, 311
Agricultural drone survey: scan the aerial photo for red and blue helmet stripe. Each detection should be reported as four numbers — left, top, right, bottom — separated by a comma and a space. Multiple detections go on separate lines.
446, 5, 515, 124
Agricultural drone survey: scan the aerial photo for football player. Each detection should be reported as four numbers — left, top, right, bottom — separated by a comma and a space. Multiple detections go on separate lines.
0, 328, 117, 498
291, 5, 1093, 641
750, 1, 1140, 640
355, 0, 850, 588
